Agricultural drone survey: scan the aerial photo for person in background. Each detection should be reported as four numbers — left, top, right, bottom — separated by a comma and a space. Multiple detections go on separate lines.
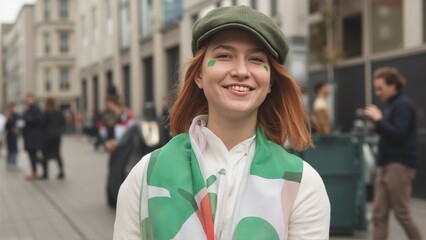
101, 94, 136, 206
312, 81, 331, 134
364, 67, 422, 240
22, 93, 45, 180
5, 103, 19, 169
63, 109, 74, 134
74, 112, 83, 136
364, 67, 422, 239
42, 98, 66, 179
114, 5, 330, 239
0, 110, 6, 159
93, 110, 104, 151
160, 96, 172, 145
98, 94, 135, 153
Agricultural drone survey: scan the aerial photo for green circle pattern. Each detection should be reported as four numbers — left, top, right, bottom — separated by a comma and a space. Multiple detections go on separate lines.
233, 217, 280, 240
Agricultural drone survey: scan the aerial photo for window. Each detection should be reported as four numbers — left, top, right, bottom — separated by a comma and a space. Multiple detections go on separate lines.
163, 0, 183, 27
44, 68, 51, 92
105, 0, 111, 19
59, 33, 69, 53
309, 21, 327, 64
424, 0, 426, 42
81, 15, 87, 45
343, 13, 362, 58
92, 76, 99, 111
271, 0, 277, 16
167, 46, 179, 93
60, 69, 70, 91
81, 79, 87, 111
120, 0, 130, 48
106, 71, 113, 89
59, 0, 68, 20
371, 0, 403, 53
122, 65, 131, 107
143, 57, 153, 102
309, 0, 322, 14
250, 0, 257, 9
44, 0, 50, 20
140, 0, 153, 38
105, 0, 113, 34
92, 6, 98, 41
44, 32, 50, 54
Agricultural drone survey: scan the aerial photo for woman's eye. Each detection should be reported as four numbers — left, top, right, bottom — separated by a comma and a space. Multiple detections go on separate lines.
216, 54, 232, 59
250, 57, 264, 63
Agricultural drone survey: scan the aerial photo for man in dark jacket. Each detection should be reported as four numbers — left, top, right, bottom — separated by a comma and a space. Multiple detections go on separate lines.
22, 93, 45, 180
364, 67, 422, 240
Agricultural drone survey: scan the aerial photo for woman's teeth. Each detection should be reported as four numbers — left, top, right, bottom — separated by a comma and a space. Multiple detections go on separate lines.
228, 86, 250, 92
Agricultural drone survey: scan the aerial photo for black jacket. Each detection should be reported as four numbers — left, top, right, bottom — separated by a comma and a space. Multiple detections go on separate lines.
376, 92, 417, 168
43, 110, 65, 140
23, 103, 44, 151
5, 113, 19, 152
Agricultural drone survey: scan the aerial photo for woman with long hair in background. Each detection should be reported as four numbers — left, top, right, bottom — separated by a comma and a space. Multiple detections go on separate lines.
42, 97, 66, 179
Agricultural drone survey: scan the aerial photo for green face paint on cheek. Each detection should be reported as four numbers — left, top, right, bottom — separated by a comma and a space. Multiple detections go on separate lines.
208, 59, 216, 67
264, 65, 269, 72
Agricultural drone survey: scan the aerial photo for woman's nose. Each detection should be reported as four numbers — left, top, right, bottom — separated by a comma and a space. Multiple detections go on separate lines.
230, 60, 251, 80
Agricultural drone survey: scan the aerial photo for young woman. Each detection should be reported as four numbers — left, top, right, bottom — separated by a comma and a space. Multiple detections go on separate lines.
114, 6, 330, 240
41, 98, 66, 179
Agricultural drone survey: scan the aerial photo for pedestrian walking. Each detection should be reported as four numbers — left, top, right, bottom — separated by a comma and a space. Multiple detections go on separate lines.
4, 103, 19, 169
114, 5, 330, 239
364, 67, 422, 240
22, 93, 45, 181
312, 81, 331, 134
97, 93, 135, 207
42, 98, 66, 179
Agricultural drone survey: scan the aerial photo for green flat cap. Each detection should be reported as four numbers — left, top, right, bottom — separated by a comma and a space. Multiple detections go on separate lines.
192, 5, 289, 64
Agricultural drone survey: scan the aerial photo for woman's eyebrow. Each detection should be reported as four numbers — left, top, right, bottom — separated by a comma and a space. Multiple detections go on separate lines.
212, 45, 266, 55
212, 44, 235, 51
247, 48, 266, 54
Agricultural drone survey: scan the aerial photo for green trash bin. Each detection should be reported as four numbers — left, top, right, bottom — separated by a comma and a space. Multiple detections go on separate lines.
297, 134, 367, 235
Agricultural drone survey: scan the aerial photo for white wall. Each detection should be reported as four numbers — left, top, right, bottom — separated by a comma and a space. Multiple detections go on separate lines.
403, 0, 423, 48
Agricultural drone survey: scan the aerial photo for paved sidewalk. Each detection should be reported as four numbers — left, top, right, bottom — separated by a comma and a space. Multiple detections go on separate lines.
331, 198, 426, 240
0, 136, 115, 240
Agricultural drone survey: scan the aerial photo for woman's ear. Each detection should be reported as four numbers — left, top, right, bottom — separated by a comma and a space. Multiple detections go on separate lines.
195, 74, 203, 89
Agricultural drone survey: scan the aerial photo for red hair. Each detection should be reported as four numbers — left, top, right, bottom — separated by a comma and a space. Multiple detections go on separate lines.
170, 46, 313, 151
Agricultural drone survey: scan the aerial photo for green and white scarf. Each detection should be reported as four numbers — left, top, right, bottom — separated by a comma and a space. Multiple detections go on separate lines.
139, 116, 303, 239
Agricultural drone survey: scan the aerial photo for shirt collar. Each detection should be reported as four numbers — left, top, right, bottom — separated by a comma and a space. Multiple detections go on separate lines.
188, 114, 256, 155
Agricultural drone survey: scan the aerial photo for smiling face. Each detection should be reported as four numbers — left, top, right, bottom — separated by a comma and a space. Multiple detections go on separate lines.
195, 30, 271, 120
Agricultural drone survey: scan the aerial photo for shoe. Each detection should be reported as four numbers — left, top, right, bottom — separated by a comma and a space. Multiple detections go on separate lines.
39, 175, 48, 180
57, 173, 65, 179
26, 173, 37, 181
